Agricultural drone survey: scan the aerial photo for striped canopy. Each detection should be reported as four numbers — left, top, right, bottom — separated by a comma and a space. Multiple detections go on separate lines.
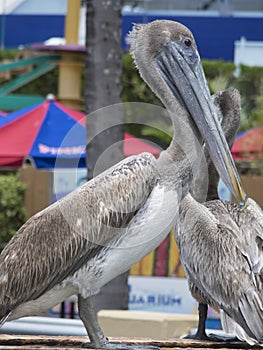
0, 100, 160, 168
232, 127, 263, 160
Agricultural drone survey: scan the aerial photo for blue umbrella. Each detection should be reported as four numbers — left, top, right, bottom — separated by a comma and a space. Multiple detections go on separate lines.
0, 99, 86, 168
0, 99, 160, 169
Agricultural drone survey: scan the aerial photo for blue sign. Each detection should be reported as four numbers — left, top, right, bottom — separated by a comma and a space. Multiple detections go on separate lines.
128, 276, 197, 314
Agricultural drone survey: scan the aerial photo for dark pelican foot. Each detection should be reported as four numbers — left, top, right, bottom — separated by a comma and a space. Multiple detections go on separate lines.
184, 303, 240, 343
184, 332, 239, 342
206, 333, 240, 342
82, 341, 159, 349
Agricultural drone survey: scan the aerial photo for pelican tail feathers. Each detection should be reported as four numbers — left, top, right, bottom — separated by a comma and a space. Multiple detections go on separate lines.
0, 310, 10, 327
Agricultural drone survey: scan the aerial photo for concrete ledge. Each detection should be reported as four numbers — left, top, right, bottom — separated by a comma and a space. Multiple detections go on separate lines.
98, 310, 198, 339
0, 334, 246, 349
0, 311, 198, 339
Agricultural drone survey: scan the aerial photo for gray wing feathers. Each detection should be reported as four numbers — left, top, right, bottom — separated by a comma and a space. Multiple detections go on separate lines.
222, 288, 263, 343
221, 311, 257, 345
208, 200, 263, 343
0, 153, 158, 316
204, 200, 263, 342
179, 196, 263, 343
239, 290, 263, 340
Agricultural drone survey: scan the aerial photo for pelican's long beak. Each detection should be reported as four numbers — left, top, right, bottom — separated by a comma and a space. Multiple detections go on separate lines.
157, 42, 247, 205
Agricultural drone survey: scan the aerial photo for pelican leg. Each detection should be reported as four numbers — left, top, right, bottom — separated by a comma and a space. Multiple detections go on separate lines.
184, 303, 239, 342
78, 294, 107, 348
184, 303, 210, 340
78, 294, 159, 349
195, 303, 209, 339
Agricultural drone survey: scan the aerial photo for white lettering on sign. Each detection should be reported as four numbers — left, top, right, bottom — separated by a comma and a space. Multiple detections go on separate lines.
38, 144, 85, 155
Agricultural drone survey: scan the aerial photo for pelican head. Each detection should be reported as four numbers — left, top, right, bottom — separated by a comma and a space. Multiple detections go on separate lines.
129, 20, 247, 205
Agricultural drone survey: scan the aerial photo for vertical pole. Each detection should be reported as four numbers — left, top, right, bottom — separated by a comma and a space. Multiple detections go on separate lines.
58, 0, 83, 110
65, 0, 81, 44
1, 0, 6, 50
217, 0, 230, 15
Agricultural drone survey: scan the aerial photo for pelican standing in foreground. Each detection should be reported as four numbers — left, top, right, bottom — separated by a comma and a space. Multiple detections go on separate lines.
176, 88, 263, 346
0, 20, 245, 349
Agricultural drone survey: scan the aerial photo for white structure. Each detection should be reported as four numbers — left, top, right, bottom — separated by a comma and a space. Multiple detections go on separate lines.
0, 0, 67, 15
234, 37, 263, 67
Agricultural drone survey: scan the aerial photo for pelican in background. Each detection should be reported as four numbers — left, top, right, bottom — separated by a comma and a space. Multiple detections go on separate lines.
0, 20, 245, 349
176, 88, 263, 346
182, 87, 242, 341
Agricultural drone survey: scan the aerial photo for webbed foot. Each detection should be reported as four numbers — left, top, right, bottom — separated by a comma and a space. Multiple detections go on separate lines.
183, 332, 239, 342
205, 333, 240, 342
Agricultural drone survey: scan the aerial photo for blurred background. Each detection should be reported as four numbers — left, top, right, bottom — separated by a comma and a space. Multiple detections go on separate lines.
0, 0, 262, 339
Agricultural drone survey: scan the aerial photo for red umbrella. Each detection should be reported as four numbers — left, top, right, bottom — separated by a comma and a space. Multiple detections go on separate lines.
232, 127, 263, 160
124, 132, 160, 157
0, 100, 160, 168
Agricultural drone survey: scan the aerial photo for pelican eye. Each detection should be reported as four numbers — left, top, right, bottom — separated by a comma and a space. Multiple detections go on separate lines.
184, 38, 192, 47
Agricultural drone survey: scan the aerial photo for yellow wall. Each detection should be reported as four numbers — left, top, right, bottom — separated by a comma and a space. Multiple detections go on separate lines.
130, 229, 185, 278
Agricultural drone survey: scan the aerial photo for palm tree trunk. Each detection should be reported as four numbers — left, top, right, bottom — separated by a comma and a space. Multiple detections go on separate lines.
85, 0, 128, 311
85, 0, 124, 179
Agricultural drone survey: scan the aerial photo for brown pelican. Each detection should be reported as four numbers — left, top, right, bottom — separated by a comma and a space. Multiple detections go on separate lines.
182, 88, 242, 341
0, 20, 245, 349
176, 88, 263, 345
